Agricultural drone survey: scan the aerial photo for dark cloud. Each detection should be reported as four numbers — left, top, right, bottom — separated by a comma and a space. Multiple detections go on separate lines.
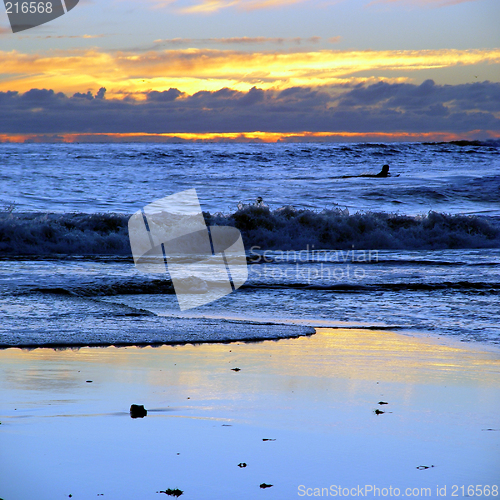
339, 79, 500, 113
0, 80, 499, 135
237, 86, 265, 106
95, 87, 107, 100
147, 88, 183, 102
73, 91, 94, 100
21, 88, 67, 102
72, 88, 106, 100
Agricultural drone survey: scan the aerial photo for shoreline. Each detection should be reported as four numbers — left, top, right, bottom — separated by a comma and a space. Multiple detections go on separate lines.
2, 323, 499, 353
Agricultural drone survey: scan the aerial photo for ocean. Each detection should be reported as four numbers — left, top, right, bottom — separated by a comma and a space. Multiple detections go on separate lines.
1, 141, 499, 347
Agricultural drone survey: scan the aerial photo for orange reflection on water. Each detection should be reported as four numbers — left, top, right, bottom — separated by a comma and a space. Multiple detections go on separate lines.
233, 328, 500, 386
2, 329, 499, 390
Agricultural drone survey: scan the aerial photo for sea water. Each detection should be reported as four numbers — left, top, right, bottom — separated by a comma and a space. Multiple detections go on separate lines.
1, 141, 499, 346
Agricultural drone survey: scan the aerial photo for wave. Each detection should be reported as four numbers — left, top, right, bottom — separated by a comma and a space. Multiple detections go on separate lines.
362, 176, 500, 205
18, 278, 500, 298
1, 208, 499, 256
22, 278, 176, 297
0, 212, 131, 255
449, 175, 500, 203
423, 139, 500, 148
212, 206, 500, 251
0, 311, 315, 348
242, 281, 500, 293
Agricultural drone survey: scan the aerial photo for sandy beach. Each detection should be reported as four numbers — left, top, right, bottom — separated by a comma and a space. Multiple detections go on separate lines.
1, 328, 499, 500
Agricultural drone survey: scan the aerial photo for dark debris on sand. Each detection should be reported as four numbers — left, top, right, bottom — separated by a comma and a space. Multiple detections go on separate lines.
157, 488, 184, 497
130, 404, 147, 418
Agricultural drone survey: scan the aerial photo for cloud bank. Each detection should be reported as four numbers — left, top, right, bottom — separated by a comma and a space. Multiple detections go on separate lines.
0, 80, 498, 139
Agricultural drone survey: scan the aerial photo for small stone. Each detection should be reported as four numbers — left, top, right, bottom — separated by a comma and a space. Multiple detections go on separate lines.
130, 404, 147, 418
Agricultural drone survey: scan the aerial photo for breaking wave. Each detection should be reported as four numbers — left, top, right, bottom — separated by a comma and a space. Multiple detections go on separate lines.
1, 207, 499, 256
216, 206, 500, 250
0, 212, 130, 255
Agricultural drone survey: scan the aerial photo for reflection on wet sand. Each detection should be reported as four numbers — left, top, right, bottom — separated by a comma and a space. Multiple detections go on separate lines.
0, 329, 499, 500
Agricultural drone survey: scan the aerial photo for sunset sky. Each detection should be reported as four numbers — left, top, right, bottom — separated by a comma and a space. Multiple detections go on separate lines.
0, 0, 499, 142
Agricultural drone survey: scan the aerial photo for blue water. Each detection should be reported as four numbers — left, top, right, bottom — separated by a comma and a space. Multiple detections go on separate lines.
2, 141, 499, 215
1, 141, 499, 346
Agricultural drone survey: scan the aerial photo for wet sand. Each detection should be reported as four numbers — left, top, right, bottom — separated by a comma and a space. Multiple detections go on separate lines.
0, 329, 499, 499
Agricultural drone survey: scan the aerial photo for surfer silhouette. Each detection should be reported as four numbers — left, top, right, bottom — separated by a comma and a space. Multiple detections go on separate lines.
368, 165, 390, 177
375, 164, 390, 177
342, 164, 397, 179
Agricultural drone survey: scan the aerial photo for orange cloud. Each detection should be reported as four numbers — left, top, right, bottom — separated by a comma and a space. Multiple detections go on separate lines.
169, 0, 305, 13
148, 0, 479, 13
18, 34, 106, 39
0, 47, 498, 97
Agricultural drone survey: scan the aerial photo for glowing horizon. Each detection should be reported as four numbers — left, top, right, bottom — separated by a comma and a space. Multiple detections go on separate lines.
1, 130, 498, 144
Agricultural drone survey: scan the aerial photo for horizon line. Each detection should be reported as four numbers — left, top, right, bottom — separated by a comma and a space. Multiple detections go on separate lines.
1, 131, 499, 144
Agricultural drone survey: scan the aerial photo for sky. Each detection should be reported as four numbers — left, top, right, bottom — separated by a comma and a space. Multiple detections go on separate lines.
0, 0, 499, 142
